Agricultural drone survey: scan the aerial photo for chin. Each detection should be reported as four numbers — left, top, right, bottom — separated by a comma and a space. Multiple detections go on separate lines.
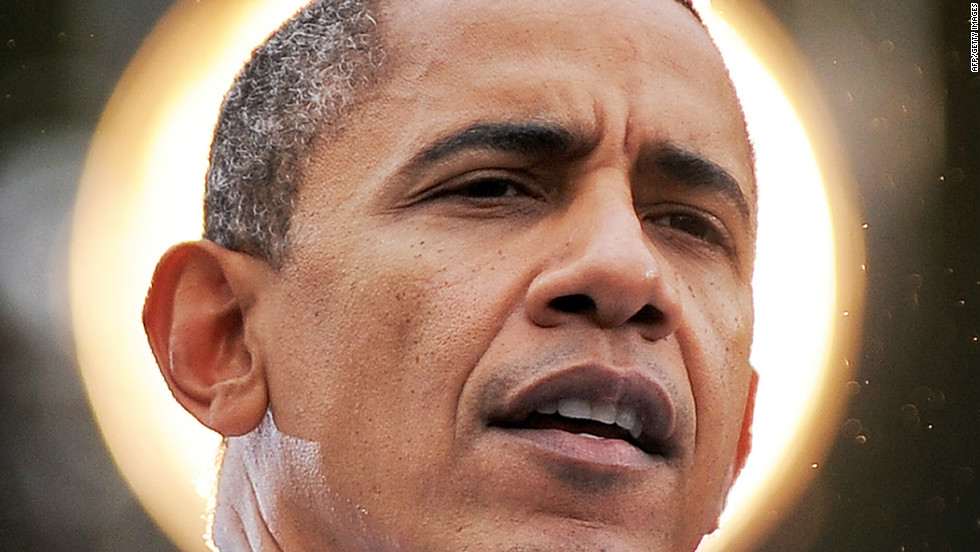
442, 516, 682, 552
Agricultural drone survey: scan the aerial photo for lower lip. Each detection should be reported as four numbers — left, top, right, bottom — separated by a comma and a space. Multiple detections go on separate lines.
498, 428, 662, 470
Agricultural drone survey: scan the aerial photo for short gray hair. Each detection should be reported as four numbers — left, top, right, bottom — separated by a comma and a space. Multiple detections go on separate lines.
204, 0, 384, 267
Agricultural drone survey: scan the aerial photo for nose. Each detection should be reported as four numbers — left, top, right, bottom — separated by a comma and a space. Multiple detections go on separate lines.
524, 172, 683, 340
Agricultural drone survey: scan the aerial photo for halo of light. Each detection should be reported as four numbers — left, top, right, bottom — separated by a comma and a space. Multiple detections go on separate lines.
70, 1, 864, 551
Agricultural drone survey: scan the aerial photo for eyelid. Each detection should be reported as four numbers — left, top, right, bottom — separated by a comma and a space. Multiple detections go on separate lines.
424, 169, 546, 201
643, 202, 736, 254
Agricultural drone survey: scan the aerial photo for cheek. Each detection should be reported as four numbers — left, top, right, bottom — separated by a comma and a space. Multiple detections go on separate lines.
260, 230, 528, 466
679, 265, 754, 388
265, 236, 542, 549
675, 271, 754, 498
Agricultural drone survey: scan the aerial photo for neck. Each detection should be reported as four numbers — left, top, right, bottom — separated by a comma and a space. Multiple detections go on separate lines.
211, 412, 303, 552
209, 412, 403, 552
211, 437, 285, 552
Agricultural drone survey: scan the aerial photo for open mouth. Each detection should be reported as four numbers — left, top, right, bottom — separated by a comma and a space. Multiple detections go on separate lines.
486, 367, 677, 461
494, 397, 665, 457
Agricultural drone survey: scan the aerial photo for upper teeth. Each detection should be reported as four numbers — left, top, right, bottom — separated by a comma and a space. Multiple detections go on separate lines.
536, 398, 643, 440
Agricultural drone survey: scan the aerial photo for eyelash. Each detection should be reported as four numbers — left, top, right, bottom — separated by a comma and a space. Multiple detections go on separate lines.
646, 206, 732, 252
428, 172, 542, 203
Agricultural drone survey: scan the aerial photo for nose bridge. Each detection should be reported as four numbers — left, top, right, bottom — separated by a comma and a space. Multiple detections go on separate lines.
524, 167, 683, 337
564, 168, 652, 276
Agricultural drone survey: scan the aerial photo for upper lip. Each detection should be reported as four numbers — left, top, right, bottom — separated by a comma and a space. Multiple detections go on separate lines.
485, 364, 678, 457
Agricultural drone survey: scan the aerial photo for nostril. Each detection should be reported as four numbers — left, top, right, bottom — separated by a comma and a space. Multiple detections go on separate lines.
630, 304, 665, 326
549, 294, 596, 315
547, 295, 666, 327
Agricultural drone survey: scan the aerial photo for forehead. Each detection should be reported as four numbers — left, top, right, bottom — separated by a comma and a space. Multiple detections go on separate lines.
380, 0, 703, 48
378, 0, 724, 99
364, 0, 754, 190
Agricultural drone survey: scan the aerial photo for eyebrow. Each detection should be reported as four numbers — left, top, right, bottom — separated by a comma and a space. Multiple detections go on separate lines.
408, 121, 596, 169
395, 122, 754, 218
642, 143, 754, 219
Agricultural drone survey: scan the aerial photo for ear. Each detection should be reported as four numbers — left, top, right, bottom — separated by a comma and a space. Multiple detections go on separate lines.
143, 240, 273, 436
733, 368, 759, 477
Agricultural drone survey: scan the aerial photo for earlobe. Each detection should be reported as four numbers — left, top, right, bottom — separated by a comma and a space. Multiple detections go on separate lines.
734, 368, 759, 477
143, 240, 272, 436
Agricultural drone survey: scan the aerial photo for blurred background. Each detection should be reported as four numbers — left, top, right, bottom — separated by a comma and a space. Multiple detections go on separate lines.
1, 1, 977, 551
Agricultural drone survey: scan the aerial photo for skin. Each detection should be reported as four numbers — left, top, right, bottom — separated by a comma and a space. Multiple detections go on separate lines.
143, 1, 759, 551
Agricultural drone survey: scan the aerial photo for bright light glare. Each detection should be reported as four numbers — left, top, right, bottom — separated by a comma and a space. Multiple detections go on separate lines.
696, 0, 835, 534
71, 2, 856, 552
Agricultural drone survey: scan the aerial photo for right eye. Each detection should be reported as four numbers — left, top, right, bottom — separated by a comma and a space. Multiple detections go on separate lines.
430, 171, 543, 204
450, 177, 525, 199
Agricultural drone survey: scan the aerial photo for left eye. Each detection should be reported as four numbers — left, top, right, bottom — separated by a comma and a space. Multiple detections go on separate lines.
650, 211, 728, 248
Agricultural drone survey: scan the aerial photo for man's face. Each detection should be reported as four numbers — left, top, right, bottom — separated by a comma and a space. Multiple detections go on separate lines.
249, 0, 756, 550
